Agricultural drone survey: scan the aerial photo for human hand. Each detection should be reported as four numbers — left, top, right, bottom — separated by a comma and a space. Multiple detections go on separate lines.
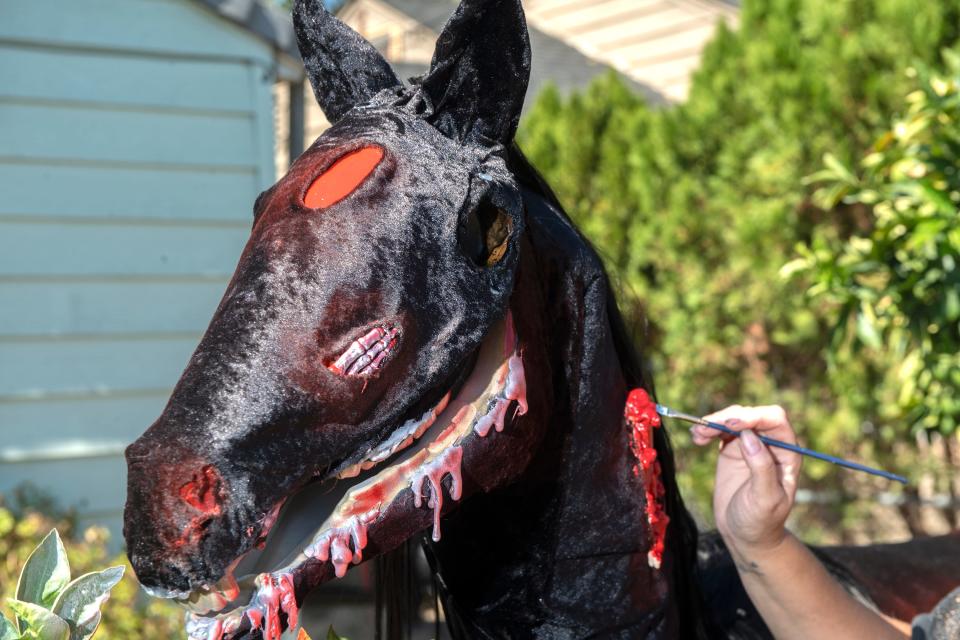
691, 405, 802, 553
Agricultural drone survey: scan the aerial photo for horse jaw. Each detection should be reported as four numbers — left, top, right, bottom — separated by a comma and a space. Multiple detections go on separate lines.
178, 312, 527, 640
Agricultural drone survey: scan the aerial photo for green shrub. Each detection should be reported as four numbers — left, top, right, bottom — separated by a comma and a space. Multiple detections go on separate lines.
518, 0, 960, 534
791, 50, 960, 439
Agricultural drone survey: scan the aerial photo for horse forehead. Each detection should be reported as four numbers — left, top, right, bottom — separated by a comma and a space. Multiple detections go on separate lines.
317, 109, 482, 173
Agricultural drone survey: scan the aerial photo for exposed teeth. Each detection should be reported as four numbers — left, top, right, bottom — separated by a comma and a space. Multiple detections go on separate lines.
329, 326, 399, 377
177, 572, 240, 615
305, 510, 378, 577
337, 391, 451, 480
142, 584, 192, 600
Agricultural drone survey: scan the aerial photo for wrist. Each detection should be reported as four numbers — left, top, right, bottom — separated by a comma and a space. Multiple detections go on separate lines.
720, 525, 791, 560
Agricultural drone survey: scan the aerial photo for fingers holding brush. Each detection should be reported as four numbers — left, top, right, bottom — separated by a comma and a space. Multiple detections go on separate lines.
695, 404, 798, 446
690, 405, 803, 549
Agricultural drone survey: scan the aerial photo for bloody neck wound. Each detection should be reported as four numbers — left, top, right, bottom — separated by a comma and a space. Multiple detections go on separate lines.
625, 388, 669, 569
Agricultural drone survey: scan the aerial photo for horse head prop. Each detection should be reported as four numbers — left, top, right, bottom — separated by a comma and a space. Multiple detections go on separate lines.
124, 0, 702, 638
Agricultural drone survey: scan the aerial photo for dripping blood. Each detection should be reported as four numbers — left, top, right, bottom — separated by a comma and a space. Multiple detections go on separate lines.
624, 388, 669, 569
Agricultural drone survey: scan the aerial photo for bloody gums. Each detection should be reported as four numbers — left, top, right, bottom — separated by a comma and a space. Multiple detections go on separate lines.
625, 388, 669, 569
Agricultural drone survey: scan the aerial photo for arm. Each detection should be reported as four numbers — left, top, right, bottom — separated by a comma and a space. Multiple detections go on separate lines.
692, 405, 906, 640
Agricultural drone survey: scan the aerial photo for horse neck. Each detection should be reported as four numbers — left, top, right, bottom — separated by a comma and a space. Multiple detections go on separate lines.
426, 191, 678, 639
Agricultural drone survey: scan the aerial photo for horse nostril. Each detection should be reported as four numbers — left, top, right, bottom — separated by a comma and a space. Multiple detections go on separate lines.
179, 465, 224, 515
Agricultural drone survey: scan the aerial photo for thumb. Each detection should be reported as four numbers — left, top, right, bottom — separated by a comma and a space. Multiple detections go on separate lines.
740, 429, 783, 506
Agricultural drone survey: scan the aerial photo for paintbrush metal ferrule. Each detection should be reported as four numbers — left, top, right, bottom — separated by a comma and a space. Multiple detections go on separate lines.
655, 404, 908, 485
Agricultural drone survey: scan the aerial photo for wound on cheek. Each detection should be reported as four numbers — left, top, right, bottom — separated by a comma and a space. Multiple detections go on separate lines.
625, 388, 669, 569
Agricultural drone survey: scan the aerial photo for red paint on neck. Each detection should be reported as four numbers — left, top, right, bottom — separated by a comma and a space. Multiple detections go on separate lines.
625, 388, 669, 569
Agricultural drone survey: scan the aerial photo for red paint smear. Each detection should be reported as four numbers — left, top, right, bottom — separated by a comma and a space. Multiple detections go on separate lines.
350, 481, 390, 516
625, 388, 669, 569
304, 146, 384, 209
173, 466, 224, 549
179, 466, 223, 515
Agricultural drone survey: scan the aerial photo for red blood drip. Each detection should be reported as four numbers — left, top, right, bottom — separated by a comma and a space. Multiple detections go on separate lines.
624, 388, 669, 569
246, 608, 263, 631
304, 146, 384, 209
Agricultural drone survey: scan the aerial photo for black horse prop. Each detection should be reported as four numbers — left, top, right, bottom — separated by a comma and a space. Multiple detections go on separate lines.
123, 0, 960, 638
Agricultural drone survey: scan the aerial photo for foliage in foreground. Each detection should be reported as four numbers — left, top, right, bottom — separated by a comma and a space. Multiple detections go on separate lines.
518, 0, 960, 538
0, 498, 184, 640
793, 51, 960, 438
0, 529, 122, 640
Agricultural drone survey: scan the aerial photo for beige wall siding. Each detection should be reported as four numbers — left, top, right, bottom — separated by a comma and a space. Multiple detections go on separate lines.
338, 0, 435, 64
525, 0, 737, 102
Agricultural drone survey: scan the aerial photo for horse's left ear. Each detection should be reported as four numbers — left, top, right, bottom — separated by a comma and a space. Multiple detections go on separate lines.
421, 0, 531, 145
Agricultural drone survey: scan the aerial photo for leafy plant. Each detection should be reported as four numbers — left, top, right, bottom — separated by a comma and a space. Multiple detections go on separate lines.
519, 0, 960, 537
0, 492, 185, 640
791, 49, 960, 437
1, 530, 123, 640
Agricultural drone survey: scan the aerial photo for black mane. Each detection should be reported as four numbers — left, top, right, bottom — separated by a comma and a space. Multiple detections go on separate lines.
372, 145, 712, 640
508, 144, 713, 640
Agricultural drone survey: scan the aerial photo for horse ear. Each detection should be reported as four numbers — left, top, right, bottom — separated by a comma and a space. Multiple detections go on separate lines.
420, 0, 531, 145
293, 0, 402, 124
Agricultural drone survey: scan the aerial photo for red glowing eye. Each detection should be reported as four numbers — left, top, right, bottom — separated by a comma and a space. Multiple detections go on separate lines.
303, 146, 384, 209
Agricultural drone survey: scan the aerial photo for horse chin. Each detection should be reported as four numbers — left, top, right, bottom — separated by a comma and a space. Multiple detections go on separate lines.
177, 310, 528, 640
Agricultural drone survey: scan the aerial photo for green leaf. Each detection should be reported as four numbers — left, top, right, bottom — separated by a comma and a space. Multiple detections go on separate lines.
946, 288, 960, 322
6, 602, 68, 640
52, 566, 124, 640
0, 615, 19, 640
16, 530, 71, 609
855, 308, 883, 349
823, 153, 857, 184
326, 626, 348, 640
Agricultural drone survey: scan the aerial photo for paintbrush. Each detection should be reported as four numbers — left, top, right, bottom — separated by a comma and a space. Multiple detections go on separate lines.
655, 404, 908, 484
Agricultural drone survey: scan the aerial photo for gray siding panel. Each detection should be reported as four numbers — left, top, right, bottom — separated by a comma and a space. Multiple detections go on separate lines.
0, 0, 278, 537
0, 163, 258, 221
1, 103, 257, 168
0, 337, 201, 400
0, 0, 275, 63
0, 281, 228, 336
0, 221, 249, 277
0, 45, 256, 112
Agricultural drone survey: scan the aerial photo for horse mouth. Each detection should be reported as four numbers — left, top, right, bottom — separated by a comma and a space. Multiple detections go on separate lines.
174, 312, 527, 640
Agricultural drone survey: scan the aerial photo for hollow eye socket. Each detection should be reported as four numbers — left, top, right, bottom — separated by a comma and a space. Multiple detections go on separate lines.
303, 146, 383, 209
458, 198, 512, 267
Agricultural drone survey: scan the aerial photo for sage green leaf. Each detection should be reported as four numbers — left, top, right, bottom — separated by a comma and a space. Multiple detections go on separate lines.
16, 530, 71, 609
6, 602, 68, 640
66, 613, 99, 640
0, 615, 19, 640
52, 566, 124, 640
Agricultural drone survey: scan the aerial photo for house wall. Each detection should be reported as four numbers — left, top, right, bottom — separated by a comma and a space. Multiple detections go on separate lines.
0, 0, 279, 542
337, 0, 436, 64
525, 0, 738, 102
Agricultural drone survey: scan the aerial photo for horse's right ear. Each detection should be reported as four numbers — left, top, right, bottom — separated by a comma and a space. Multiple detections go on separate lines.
293, 0, 402, 124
